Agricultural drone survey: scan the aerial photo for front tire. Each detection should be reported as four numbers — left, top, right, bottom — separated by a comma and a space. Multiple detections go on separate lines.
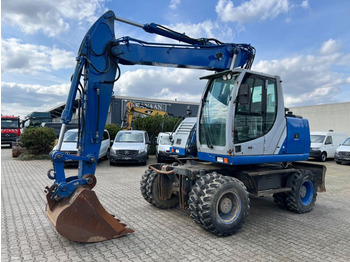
189, 173, 250, 236
285, 170, 317, 213
320, 152, 327, 162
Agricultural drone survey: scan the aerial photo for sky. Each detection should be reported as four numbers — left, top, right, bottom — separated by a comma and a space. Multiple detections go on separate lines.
1, 0, 350, 119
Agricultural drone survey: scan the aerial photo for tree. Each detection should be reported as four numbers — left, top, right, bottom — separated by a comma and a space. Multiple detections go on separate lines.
133, 115, 179, 138
19, 127, 57, 155
105, 123, 122, 141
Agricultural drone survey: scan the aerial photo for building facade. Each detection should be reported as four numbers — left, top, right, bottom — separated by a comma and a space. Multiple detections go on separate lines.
290, 102, 350, 135
50, 96, 199, 127
107, 96, 199, 126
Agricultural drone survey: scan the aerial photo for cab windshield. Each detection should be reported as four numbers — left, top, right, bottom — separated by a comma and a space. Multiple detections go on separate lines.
199, 73, 239, 147
115, 132, 144, 143
342, 137, 350, 146
159, 135, 171, 145
311, 135, 325, 143
1, 119, 19, 129
63, 130, 78, 142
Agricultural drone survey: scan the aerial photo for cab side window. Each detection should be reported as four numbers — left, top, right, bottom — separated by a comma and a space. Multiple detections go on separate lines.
234, 75, 277, 143
325, 136, 332, 145
103, 131, 109, 141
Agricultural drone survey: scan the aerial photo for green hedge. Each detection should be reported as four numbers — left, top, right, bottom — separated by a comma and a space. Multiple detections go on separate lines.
19, 127, 57, 155
105, 123, 122, 141
133, 115, 179, 136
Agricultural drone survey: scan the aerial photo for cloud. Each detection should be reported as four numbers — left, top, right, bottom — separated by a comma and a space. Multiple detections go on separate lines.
1, 0, 105, 37
169, 0, 181, 10
2, 82, 70, 97
1, 82, 70, 118
154, 20, 233, 44
301, 0, 310, 9
215, 0, 290, 24
1, 38, 75, 74
115, 68, 206, 102
252, 39, 350, 107
320, 39, 341, 55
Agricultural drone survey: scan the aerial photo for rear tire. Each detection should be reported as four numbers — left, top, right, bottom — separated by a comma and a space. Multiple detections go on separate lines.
189, 173, 250, 236
146, 171, 178, 209
285, 170, 317, 213
140, 169, 153, 203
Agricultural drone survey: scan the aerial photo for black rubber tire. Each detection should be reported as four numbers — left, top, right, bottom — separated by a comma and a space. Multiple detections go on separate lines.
140, 169, 153, 203
336, 161, 342, 164
188, 172, 219, 227
146, 171, 179, 209
273, 192, 288, 210
285, 169, 317, 214
320, 152, 327, 162
189, 173, 250, 236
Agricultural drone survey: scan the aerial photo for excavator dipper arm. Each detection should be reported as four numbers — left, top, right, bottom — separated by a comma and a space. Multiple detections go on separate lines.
46, 10, 255, 242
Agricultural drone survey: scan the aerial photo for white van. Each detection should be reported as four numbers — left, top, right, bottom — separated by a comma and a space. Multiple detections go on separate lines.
309, 131, 348, 161
109, 130, 150, 165
156, 132, 177, 162
53, 129, 111, 164
335, 137, 350, 164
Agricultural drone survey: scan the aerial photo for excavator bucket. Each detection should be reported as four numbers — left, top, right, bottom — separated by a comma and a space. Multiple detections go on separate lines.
46, 186, 134, 242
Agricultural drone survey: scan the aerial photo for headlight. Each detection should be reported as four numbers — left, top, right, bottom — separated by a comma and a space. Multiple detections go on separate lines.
311, 147, 320, 150
110, 147, 117, 154
158, 146, 166, 152
139, 148, 146, 153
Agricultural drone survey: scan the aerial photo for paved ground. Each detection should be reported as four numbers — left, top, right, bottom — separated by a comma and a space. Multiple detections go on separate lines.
1, 146, 350, 262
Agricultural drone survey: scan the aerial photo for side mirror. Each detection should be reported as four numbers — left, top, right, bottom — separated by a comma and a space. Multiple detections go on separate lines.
237, 84, 250, 104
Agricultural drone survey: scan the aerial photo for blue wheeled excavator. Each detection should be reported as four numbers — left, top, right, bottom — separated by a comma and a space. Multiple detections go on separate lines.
46, 11, 326, 242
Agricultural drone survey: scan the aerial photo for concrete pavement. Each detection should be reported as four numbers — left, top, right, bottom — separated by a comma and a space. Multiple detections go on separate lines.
2, 147, 350, 261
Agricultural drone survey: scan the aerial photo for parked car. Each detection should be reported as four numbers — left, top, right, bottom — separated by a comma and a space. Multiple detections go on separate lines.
309, 131, 348, 161
109, 130, 150, 165
41, 122, 79, 137
335, 137, 350, 164
156, 132, 177, 162
53, 129, 110, 164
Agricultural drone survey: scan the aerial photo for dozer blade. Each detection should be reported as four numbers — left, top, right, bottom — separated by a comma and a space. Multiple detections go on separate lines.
46, 186, 134, 242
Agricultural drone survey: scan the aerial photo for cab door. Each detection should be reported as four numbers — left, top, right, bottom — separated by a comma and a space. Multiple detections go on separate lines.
234, 74, 265, 155
234, 74, 280, 156
99, 130, 110, 159
324, 135, 335, 158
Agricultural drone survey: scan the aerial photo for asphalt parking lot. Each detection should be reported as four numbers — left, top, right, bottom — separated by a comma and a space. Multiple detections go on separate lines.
1, 146, 350, 262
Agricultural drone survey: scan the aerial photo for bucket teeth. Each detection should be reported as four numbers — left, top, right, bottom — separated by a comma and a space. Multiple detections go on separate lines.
46, 186, 134, 242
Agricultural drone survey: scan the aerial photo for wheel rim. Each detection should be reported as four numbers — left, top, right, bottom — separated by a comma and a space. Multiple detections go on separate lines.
216, 190, 241, 224
300, 180, 313, 205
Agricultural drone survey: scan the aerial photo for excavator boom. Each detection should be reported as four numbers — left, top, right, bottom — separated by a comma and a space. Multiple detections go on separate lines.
46, 10, 255, 242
